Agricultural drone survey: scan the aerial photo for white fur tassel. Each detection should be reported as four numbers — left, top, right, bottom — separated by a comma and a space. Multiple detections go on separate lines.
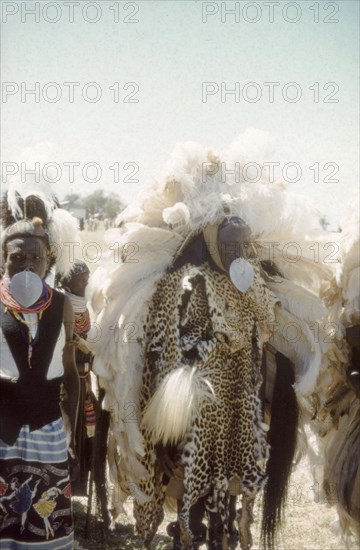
142, 365, 215, 446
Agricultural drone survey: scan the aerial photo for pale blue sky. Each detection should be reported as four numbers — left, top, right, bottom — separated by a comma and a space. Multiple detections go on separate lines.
1, 0, 359, 227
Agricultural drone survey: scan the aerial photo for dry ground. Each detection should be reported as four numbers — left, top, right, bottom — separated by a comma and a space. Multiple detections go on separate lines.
74, 226, 358, 550
73, 457, 359, 550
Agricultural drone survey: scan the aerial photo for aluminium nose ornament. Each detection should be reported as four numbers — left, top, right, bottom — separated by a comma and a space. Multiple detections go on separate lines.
9, 271, 43, 307
229, 258, 254, 293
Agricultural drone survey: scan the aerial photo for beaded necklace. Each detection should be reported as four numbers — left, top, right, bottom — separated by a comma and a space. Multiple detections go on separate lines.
0, 276, 53, 367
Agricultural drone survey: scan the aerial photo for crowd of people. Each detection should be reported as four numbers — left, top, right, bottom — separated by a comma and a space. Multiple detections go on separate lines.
82, 217, 115, 232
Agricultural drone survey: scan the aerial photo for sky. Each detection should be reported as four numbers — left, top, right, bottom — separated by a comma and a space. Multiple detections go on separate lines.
1, 0, 359, 228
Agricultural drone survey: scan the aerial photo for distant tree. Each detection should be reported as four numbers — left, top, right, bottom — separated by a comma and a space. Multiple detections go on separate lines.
83, 190, 107, 216
103, 193, 124, 219
78, 190, 125, 218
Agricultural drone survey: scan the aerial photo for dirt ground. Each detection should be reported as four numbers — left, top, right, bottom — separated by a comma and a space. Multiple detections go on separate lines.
73, 456, 359, 550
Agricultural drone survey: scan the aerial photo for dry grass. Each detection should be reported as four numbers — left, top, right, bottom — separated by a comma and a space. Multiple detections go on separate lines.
74, 458, 358, 550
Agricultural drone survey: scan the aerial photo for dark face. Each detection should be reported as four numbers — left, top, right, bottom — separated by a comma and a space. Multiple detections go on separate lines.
217, 218, 256, 272
5, 237, 49, 280
64, 271, 89, 297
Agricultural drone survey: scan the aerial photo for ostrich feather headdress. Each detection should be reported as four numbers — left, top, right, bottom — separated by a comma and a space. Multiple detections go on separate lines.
1, 180, 80, 277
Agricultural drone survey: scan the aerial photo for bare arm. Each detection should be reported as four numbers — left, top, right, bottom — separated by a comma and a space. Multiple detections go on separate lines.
60, 295, 80, 461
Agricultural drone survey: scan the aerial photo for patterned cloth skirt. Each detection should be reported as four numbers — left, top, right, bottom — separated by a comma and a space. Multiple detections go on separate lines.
0, 417, 74, 549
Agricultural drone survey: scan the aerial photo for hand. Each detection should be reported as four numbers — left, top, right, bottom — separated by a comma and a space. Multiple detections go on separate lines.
73, 334, 92, 355
68, 450, 79, 482
78, 338, 92, 355
60, 383, 68, 402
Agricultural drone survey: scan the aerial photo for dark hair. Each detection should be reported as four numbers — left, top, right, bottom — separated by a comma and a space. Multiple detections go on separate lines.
1, 193, 49, 228
56, 260, 90, 287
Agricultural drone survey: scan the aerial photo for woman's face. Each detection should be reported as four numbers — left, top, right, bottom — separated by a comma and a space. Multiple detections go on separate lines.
65, 271, 89, 297
5, 237, 49, 280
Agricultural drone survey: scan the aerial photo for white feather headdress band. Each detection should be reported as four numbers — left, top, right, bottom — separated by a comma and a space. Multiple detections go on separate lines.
2, 180, 80, 277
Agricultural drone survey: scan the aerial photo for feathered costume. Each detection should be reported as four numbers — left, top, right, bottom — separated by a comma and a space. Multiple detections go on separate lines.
89, 130, 359, 548
303, 202, 360, 543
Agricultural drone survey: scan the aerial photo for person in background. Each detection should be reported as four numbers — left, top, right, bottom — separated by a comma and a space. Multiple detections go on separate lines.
57, 260, 96, 497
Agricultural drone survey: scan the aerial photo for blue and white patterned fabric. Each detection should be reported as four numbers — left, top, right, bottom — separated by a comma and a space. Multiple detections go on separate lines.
0, 418, 74, 549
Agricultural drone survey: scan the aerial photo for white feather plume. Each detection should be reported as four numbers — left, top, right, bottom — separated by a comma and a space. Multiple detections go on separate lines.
162, 202, 190, 227
6, 179, 57, 221
48, 208, 80, 276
